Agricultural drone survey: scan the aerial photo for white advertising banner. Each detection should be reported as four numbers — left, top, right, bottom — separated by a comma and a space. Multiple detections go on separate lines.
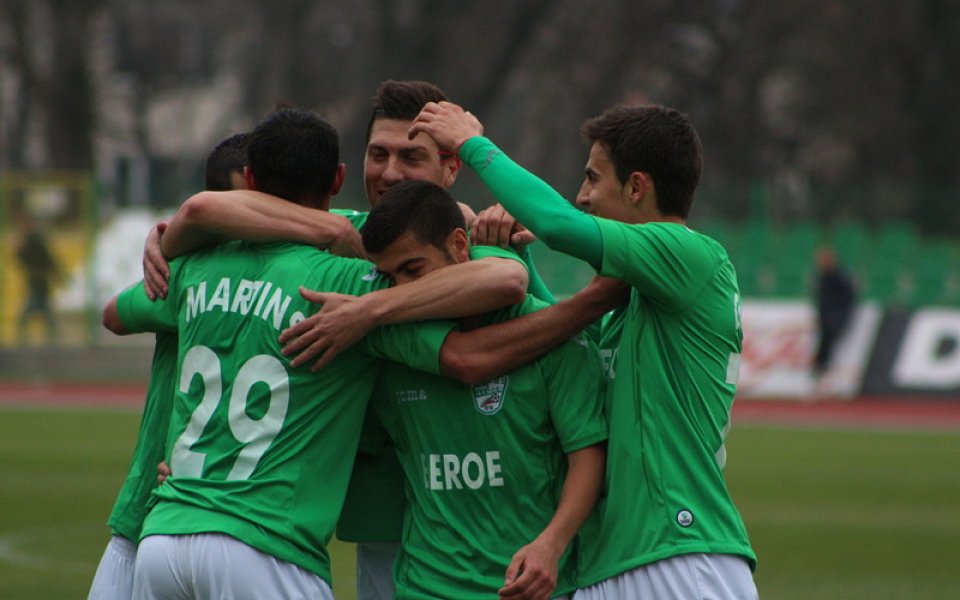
738, 300, 882, 399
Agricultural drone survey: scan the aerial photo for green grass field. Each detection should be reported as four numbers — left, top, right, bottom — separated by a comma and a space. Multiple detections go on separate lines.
0, 406, 958, 599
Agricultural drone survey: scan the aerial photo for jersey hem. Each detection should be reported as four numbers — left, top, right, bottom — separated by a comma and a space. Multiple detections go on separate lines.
577, 545, 758, 588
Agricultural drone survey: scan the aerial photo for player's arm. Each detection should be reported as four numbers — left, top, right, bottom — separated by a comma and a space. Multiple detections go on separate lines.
472, 203, 555, 304
143, 190, 364, 298
500, 318, 607, 599
102, 294, 130, 335
440, 276, 627, 385
410, 102, 603, 269
499, 444, 606, 600
102, 280, 178, 336
161, 190, 362, 258
280, 257, 529, 370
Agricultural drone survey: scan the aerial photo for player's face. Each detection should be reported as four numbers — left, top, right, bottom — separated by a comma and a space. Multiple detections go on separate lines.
364, 119, 460, 206
576, 142, 639, 224
369, 229, 466, 286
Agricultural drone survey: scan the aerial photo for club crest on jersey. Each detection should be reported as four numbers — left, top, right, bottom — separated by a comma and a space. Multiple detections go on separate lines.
362, 265, 380, 282
472, 376, 508, 415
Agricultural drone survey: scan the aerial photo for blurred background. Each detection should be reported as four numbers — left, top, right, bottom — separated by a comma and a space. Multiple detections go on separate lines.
2, 0, 960, 351
1, 1, 959, 598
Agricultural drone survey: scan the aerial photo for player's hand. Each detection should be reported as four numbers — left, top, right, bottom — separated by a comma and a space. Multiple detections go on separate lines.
157, 461, 171, 485
143, 221, 171, 300
408, 101, 484, 154
278, 288, 372, 371
472, 204, 537, 250
327, 225, 368, 260
498, 538, 560, 600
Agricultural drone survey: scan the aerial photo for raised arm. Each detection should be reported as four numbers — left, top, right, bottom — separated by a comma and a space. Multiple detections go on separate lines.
410, 102, 603, 269
161, 190, 363, 259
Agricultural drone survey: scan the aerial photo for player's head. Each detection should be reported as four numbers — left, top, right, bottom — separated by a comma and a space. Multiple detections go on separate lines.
361, 179, 468, 285
204, 132, 250, 191
577, 104, 702, 223
816, 245, 837, 270
245, 108, 345, 208
363, 80, 461, 207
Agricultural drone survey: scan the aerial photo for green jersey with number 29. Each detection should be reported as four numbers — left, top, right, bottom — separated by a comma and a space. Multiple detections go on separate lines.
115, 240, 452, 585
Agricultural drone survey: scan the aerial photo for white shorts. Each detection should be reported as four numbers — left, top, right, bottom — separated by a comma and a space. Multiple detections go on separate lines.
132, 533, 332, 600
88, 535, 137, 600
573, 553, 757, 600
356, 541, 399, 600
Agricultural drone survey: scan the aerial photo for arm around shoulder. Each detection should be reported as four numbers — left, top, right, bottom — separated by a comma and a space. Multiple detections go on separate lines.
161, 190, 357, 258
439, 276, 627, 385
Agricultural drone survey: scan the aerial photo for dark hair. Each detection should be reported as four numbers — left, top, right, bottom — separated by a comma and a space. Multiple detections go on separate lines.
580, 104, 702, 218
365, 80, 448, 143
361, 180, 465, 255
204, 132, 250, 191
246, 108, 339, 206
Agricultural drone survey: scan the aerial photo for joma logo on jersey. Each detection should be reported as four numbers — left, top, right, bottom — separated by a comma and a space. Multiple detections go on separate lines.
472, 376, 508, 415
421, 451, 504, 490
396, 388, 427, 403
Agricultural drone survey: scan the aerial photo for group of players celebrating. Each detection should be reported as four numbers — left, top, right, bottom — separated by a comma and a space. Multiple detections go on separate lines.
89, 80, 758, 600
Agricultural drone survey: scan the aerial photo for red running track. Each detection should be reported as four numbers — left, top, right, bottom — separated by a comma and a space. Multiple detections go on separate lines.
2, 382, 959, 431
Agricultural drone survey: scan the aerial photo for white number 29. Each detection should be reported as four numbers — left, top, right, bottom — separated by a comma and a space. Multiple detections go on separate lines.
170, 345, 289, 481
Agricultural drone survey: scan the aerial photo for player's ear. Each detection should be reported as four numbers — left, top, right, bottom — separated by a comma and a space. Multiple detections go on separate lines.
244, 166, 258, 191
448, 228, 470, 263
627, 171, 652, 206
441, 155, 462, 189
330, 163, 347, 196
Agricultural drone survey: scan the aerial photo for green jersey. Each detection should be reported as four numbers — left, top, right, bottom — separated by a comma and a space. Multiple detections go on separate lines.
106, 325, 176, 541
330, 207, 369, 230
336, 244, 547, 544
374, 295, 607, 599
576, 220, 756, 586
115, 241, 453, 584
458, 136, 756, 584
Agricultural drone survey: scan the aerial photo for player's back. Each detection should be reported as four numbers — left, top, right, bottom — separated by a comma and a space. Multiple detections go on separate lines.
139, 240, 388, 582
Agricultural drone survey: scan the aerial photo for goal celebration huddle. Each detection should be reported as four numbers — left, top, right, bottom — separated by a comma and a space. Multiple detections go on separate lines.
90, 80, 757, 600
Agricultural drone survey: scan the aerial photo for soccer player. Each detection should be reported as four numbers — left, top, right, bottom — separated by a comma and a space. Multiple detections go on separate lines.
410, 101, 759, 599
358, 179, 606, 600
87, 131, 250, 600
101, 108, 474, 599
203, 132, 250, 192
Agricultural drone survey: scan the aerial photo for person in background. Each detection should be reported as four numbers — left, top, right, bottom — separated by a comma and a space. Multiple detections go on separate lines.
17, 216, 61, 344
812, 245, 857, 394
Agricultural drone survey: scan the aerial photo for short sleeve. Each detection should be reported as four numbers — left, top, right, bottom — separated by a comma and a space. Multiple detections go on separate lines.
540, 332, 607, 453
116, 281, 178, 333
596, 219, 722, 310
468, 244, 526, 265
360, 320, 458, 375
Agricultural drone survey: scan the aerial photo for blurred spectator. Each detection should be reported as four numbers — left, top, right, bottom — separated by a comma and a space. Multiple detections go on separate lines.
17, 216, 61, 344
812, 246, 857, 385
